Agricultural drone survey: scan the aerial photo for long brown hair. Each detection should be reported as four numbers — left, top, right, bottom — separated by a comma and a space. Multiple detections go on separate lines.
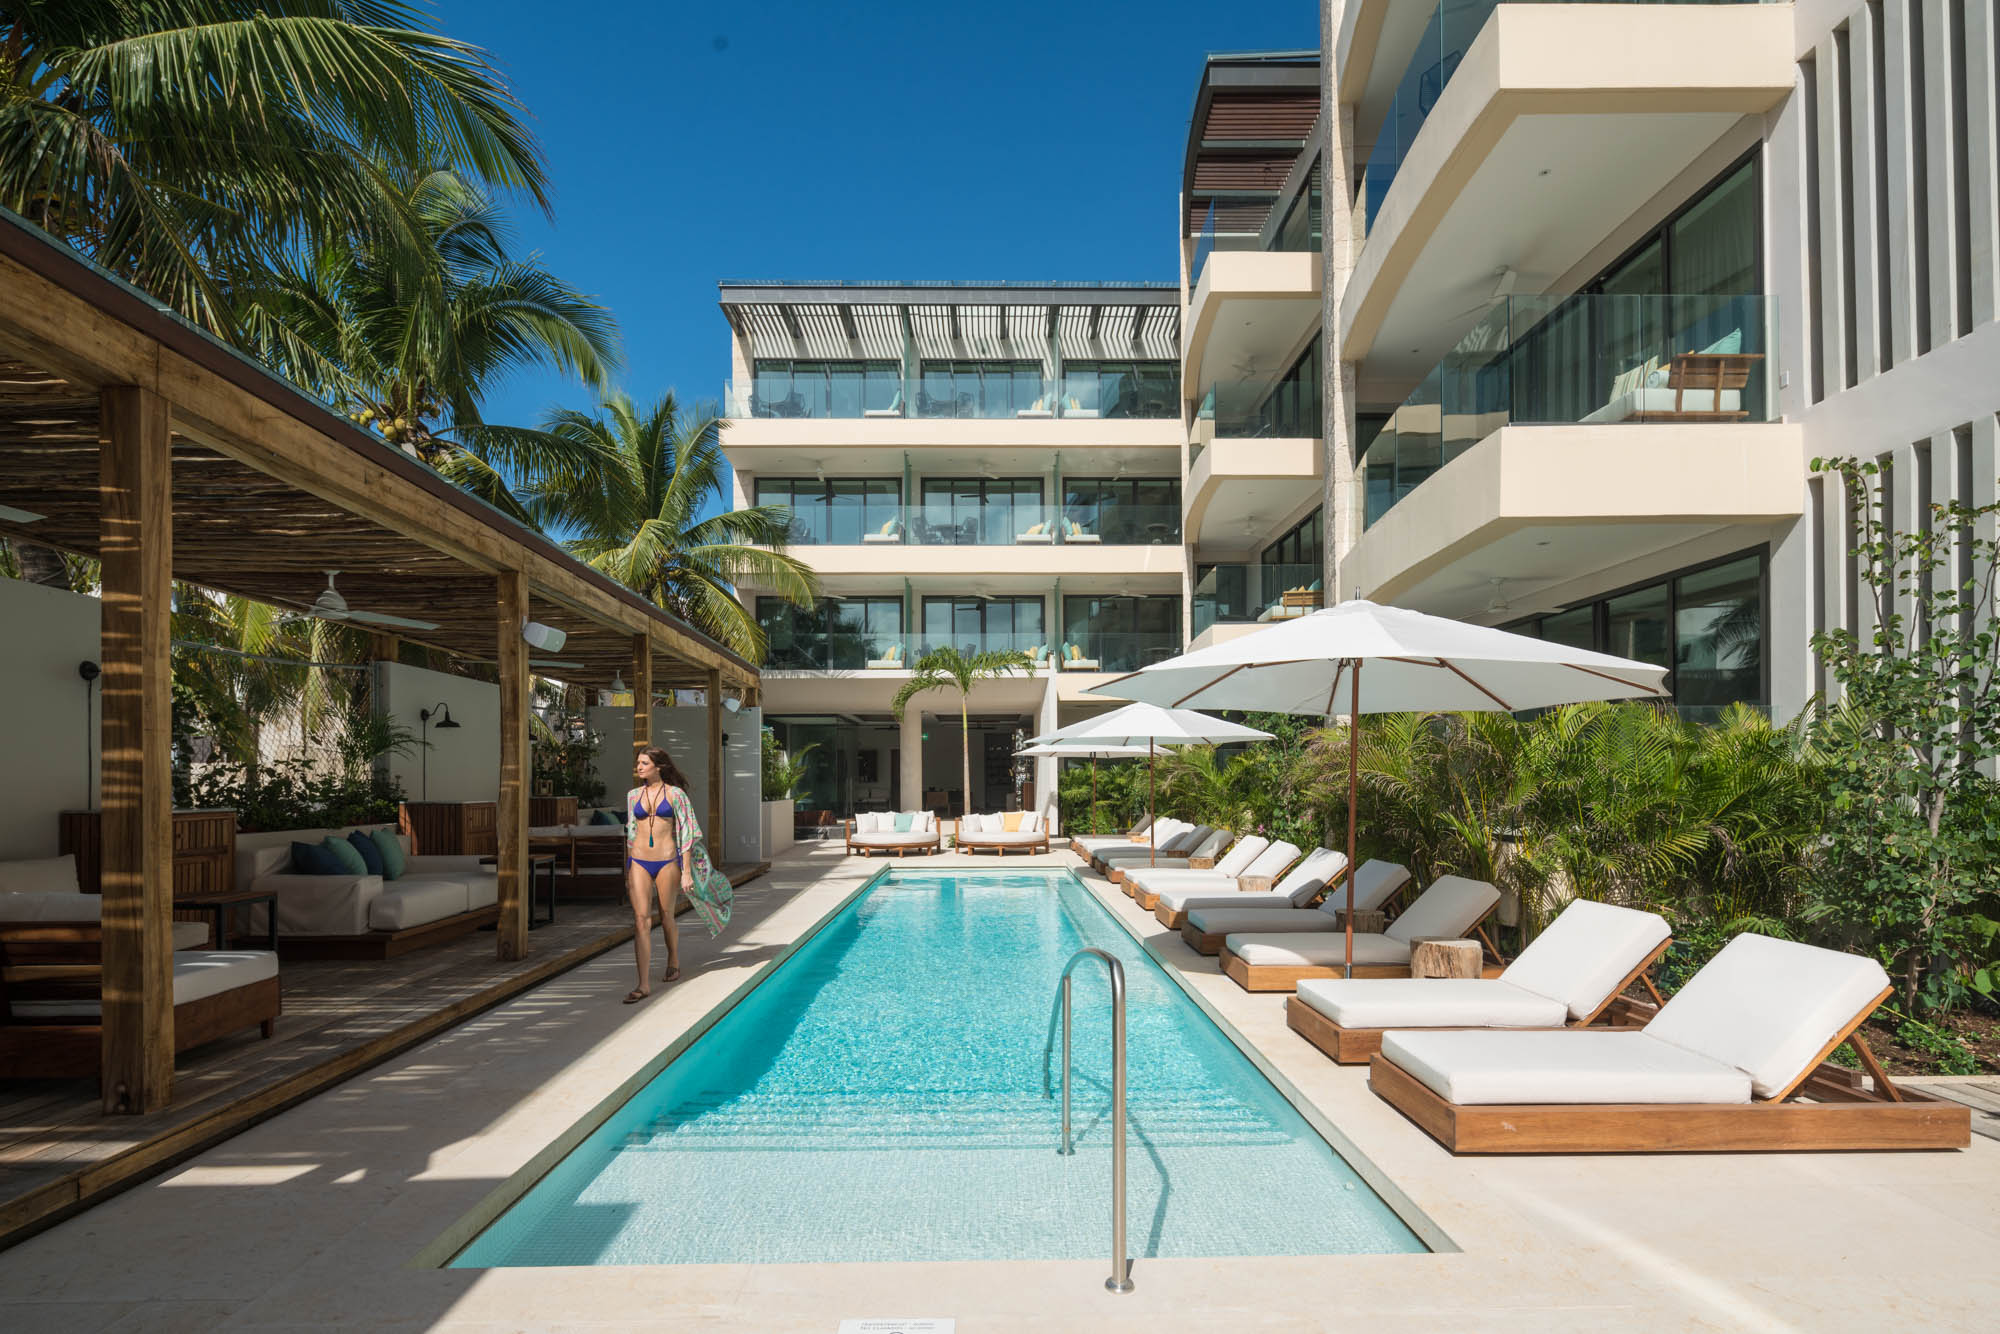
637, 745, 689, 790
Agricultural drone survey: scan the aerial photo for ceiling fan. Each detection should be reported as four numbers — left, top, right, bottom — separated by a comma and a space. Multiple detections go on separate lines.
302, 570, 440, 631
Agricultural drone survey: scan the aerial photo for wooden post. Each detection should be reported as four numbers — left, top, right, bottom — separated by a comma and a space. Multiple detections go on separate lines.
706, 667, 724, 853
98, 386, 174, 1113
366, 631, 399, 664
495, 570, 530, 961
631, 633, 652, 768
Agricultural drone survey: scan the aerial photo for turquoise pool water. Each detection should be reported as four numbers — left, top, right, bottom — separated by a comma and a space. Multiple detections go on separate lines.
451, 869, 1425, 1266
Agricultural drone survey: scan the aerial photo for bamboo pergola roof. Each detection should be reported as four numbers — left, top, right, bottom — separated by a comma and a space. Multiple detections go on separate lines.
0, 211, 755, 694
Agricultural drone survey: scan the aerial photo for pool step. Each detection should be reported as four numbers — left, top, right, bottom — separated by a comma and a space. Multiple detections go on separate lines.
621, 1088, 1293, 1151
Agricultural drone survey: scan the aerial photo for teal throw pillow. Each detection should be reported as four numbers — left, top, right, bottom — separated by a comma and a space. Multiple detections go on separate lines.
320, 835, 367, 876
893, 812, 915, 833
369, 828, 408, 881
1699, 328, 1744, 355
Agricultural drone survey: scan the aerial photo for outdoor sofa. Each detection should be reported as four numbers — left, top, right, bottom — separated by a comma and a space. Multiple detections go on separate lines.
1369, 933, 1969, 1153
1219, 874, 1503, 992
236, 825, 499, 958
845, 811, 941, 857
1178, 857, 1413, 950
1286, 897, 1670, 1064
955, 811, 1050, 855
1, 853, 211, 950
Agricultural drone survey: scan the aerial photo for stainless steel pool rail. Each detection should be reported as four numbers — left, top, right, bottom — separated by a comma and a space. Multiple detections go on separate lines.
1046, 947, 1133, 1294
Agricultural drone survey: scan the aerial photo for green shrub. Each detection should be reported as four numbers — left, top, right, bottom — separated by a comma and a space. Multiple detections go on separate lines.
176, 764, 405, 831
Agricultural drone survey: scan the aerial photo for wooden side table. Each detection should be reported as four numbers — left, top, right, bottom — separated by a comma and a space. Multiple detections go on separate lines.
1409, 936, 1483, 979
1330, 908, 1387, 933
1237, 874, 1275, 894
173, 887, 278, 952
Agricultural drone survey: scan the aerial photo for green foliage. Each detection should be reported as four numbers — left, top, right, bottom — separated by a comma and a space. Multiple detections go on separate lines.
1056, 759, 1149, 835
176, 764, 405, 833
533, 726, 606, 807
892, 646, 1031, 813
761, 730, 817, 803
1804, 456, 2000, 1012
1893, 1016, 1979, 1076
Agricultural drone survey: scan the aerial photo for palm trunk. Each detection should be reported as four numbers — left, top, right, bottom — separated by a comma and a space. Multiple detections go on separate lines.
960, 694, 971, 817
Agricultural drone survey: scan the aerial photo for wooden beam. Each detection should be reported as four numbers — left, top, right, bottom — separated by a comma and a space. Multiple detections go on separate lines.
367, 632, 400, 664
707, 668, 724, 852
495, 570, 530, 961
631, 634, 652, 766
97, 386, 174, 1114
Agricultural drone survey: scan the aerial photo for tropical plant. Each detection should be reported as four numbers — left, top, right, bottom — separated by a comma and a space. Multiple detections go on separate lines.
177, 762, 405, 832
891, 646, 1032, 812
1156, 744, 1266, 834
239, 166, 621, 517
1805, 456, 2000, 1012
528, 393, 817, 658
532, 724, 605, 807
760, 730, 817, 803
0, 2, 550, 337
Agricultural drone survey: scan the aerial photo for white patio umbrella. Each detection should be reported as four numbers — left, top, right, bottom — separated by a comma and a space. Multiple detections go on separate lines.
1028, 703, 1272, 864
1015, 740, 1159, 835
1088, 600, 1670, 972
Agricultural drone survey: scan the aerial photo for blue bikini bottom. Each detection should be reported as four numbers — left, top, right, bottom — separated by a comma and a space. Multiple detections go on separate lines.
631, 856, 676, 878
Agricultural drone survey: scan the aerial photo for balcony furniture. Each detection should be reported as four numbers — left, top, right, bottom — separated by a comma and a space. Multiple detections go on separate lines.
862, 392, 904, 418
59, 808, 235, 897
173, 887, 278, 952
758, 391, 808, 418
1145, 521, 1174, 544
234, 825, 499, 959
1583, 351, 1761, 424
845, 811, 941, 857
862, 518, 904, 544
1015, 521, 1056, 544
529, 796, 578, 827
0, 924, 280, 1080
1061, 518, 1101, 544
865, 643, 906, 670
955, 811, 1049, 855
1, 854, 210, 951
399, 801, 497, 856
1059, 643, 1100, 671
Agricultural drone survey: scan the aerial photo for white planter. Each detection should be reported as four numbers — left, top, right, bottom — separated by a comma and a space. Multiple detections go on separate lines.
762, 800, 794, 859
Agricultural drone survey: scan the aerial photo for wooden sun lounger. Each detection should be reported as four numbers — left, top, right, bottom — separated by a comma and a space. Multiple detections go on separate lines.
1220, 916, 1506, 992
1162, 861, 1408, 935
1286, 939, 1671, 1065
1368, 984, 1969, 1153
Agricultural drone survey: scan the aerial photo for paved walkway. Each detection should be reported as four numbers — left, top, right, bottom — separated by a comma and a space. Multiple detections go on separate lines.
0, 845, 1994, 1331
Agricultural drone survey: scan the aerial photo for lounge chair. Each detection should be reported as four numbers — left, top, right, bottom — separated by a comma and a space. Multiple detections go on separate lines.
1220, 875, 1502, 992
1152, 848, 1350, 929
1369, 933, 1970, 1153
1081, 818, 1193, 869
1116, 832, 1259, 898
1069, 815, 1157, 860
1059, 643, 1101, 671
1096, 825, 1220, 881
1177, 857, 1413, 950
865, 643, 906, 670
1287, 898, 1671, 1063
1124, 839, 1299, 912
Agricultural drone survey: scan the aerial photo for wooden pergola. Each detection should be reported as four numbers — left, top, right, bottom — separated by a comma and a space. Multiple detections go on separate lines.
0, 211, 757, 1115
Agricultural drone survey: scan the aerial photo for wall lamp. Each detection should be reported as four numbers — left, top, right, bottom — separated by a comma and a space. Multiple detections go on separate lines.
417, 701, 460, 801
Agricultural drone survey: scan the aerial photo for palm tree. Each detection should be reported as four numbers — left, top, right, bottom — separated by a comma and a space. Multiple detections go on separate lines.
0, 2, 550, 336
238, 167, 620, 519
891, 646, 1032, 815
530, 393, 817, 658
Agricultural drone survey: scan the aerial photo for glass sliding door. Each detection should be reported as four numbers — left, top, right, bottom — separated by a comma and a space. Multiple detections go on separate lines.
753, 478, 901, 544
1062, 595, 1181, 672
920, 596, 1045, 656
916, 477, 1044, 544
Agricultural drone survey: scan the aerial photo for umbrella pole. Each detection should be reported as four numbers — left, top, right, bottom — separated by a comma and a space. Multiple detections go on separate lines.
1148, 738, 1157, 868
1345, 658, 1361, 980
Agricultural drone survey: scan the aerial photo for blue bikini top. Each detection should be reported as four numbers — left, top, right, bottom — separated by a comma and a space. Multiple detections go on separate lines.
632, 786, 678, 824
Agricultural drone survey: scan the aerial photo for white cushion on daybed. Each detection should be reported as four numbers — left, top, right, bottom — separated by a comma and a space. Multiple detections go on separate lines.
852, 831, 937, 848
1229, 932, 1413, 968
1497, 898, 1670, 1021
1297, 977, 1567, 1030
12, 949, 278, 1019
369, 878, 471, 931
465, 871, 499, 910
1580, 387, 1742, 424
1641, 934, 1889, 1098
1381, 1029, 1751, 1105
1384, 875, 1501, 944
0, 855, 81, 895
0, 889, 209, 949
967, 831, 1045, 846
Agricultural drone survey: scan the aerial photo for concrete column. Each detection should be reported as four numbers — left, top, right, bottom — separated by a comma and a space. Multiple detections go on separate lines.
899, 707, 924, 816
1320, 40, 1360, 600
1036, 672, 1059, 832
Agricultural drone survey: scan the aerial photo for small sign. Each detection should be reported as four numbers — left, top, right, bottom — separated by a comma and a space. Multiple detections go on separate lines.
837, 1322, 955, 1334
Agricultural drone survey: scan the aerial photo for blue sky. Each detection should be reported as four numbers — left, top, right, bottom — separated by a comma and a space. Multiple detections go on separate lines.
436, 0, 1318, 434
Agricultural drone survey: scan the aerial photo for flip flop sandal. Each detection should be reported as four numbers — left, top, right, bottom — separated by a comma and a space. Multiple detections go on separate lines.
623, 988, 651, 1004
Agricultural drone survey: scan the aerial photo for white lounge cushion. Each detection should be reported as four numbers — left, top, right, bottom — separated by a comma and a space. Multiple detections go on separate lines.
1385, 875, 1501, 944
368, 878, 472, 931
1187, 906, 1343, 936
1098, 826, 1216, 861
1642, 934, 1890, 1099
1211, 835, 1270, 878
1297, 977, 1567, 1030
13, 949, 278, 1019
1499, 898, 1671, 1021
1321, 860, 1413, 915
1156, 889, 1302, 915
0, 855, 80, 895
1126, 869, 1241, 894
1580, 385, 1742, 425
1239, 840, 1301, 880
1382, 1029, 1751, 1105
1273, 849, 1347, 905
1227, 932, 1413, 968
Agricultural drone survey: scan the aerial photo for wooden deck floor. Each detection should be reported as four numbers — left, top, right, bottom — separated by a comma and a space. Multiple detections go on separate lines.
0, 862, 768, 1247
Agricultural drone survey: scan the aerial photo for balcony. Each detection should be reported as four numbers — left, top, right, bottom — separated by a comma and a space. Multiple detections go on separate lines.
1342, 292, 1801, 621
1192, 563, 1323, 638
1054, 630, 1184, 676
1184, 248, 1322, 401
1186, 381, 1324, 548
1341, 1, 1792, 389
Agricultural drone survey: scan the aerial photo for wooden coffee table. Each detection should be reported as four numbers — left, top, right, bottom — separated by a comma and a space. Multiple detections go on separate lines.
173, 887, 278, 952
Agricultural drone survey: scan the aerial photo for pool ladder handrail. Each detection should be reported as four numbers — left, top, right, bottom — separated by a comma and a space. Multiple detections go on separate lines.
1046, 946, 1133, 1294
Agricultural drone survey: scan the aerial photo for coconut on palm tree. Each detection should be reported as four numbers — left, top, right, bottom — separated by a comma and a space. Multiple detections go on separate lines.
891, 646, 1033, 816
238, 166, 621, 520
528, 393, 817, 659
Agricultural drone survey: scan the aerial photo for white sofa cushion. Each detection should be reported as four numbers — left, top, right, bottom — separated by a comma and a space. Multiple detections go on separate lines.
1381, 1029, 1751, 1105
368, 877, 472, 932
1385, 876, 1501, 944
1274, 849, 1346, 905
1499, 898, 1671, 1020
0, 855, 80, 895
13, 949, 277, 1019
1642, 934, 1890, 1099
967, 831, 1045, 846
465, 871, 499, 910
1296, 977, 1567, 1030
0, 889, 97, 921
1227, 932, 1413, 968
252, 873, 383, 937
1580, 386, 1742, 425
1020, 811, 1044, 834
852, 831, 937, 848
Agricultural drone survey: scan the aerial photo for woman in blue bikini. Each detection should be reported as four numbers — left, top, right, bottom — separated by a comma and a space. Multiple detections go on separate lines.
624, 746, 692, 1003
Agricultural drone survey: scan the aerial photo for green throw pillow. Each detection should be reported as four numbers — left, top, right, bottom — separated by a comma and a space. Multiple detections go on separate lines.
893, 812, 915, 833
590, 808, 620, 827
321, 835, 367, 876
369, 827, 408, 881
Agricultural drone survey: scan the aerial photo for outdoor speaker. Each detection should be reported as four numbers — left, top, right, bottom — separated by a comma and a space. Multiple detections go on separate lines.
522, 621, 567, 653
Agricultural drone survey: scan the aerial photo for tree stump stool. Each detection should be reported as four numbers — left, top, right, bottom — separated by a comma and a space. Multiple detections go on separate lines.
1237, 874, 1275, 893
1331, 908, 1386, 933
1409, 937, 1483, 979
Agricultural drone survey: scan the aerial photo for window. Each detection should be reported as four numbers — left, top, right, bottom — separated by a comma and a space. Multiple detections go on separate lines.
1062, 477, 1181, 544
915, 477, 1043, 545
1262, 508, 1322, 571
920, 596, 1046, 655
917, 361, 1045, 419
1062, 595, 1181, 672
1273, 159, 1322, 253
1060, 361, 1177, 419
757, 597, 904, 670
753, 478, 901, 545
750, 360, 900, 417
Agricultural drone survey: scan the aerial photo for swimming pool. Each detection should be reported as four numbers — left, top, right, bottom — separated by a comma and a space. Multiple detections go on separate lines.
451, 868, 1426, 1266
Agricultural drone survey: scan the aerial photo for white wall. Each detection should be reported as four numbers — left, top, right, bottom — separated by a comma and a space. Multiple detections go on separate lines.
0, 579, 99, 859
588, 702, 764, 865
375, 661, 500, 804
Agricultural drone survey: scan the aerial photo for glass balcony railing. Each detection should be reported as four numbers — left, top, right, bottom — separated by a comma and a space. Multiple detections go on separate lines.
1361, 1, 1777, 231
1357, 292, 1771, 529
1192, 563, 1324, 636
1055, 631, 1186, 674
725, 374, 1177, 421
1198, 381, 1323, 439
1057, 504, 1182, 545
763, 631, 1079, 672
776, 502, 1181, 546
